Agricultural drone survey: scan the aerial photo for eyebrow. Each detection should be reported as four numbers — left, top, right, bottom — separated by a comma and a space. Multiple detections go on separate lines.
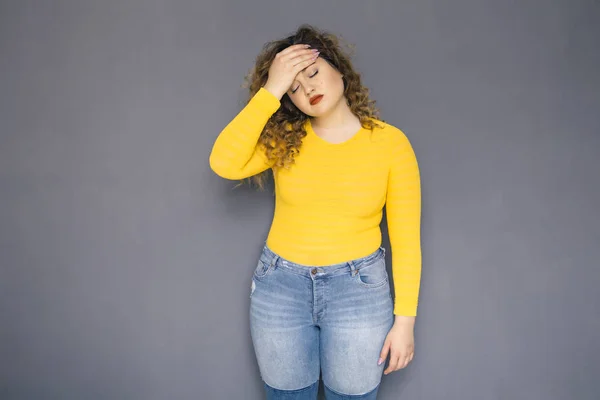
288, 64, 318, 91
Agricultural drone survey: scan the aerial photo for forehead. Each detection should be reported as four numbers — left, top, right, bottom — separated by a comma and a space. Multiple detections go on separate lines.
296, 57, 327, 77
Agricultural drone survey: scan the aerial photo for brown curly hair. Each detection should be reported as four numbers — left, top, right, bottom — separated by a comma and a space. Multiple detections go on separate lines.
240, 24, 385, 190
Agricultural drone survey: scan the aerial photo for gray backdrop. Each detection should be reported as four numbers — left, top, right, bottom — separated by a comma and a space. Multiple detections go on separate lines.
1, 1, 599, 399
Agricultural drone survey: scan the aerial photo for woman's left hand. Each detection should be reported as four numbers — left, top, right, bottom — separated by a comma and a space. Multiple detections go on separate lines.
378, 318, 415, 375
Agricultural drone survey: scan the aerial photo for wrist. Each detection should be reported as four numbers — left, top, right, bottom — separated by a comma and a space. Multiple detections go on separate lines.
263, 83, 285, 100
394, 315, 416, 326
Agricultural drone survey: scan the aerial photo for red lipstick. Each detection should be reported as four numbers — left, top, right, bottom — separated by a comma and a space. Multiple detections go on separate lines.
309, 95, 324, 105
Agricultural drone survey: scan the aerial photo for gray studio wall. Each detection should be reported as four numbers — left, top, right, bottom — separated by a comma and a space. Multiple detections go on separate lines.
1, 1, 598, 399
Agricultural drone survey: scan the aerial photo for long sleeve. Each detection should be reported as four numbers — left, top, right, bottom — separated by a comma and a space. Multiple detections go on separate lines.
386, 130, 422, 316
209, 87, 281, 180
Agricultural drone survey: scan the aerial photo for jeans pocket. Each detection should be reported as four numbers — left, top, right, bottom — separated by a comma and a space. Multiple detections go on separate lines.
253, 257, 275, 279
355, 257, 388, 288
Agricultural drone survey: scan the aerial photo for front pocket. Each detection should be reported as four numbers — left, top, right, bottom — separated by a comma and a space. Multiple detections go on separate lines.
253, 258, 275, 279
355, 257, 388, 288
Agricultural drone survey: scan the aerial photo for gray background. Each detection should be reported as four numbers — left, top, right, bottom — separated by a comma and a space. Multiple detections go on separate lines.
1, 1, 599, 399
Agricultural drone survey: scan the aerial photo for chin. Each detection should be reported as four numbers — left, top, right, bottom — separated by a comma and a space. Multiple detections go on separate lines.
299, 106, 322, 118
304, 109, 327, 118
310, 97, 342, 118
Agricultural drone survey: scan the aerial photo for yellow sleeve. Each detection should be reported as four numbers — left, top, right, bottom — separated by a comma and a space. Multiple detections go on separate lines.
209, 87, 281, 180
386, 129, 422, 316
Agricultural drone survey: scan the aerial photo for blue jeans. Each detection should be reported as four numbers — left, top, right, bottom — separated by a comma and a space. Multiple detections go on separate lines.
249, 244, 394, 399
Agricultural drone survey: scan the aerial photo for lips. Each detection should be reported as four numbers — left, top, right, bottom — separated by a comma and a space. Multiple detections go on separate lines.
309, 95, 324, 105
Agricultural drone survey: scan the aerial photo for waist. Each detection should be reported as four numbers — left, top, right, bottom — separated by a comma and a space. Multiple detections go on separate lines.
265, 228, 382, 266
259, 241, 386, 277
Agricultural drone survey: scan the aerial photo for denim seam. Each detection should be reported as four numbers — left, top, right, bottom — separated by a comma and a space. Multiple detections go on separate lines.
355, 273, 389, 289
323, 381, 380, 397
265, 380, 319, 394
355, 256, 389, 288
254, 257, 278, 279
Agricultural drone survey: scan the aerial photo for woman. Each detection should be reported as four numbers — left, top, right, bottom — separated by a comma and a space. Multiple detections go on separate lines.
209, 24, 422, 400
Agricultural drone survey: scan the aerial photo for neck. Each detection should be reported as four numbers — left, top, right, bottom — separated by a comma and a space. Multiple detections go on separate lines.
310, 96, 358, 130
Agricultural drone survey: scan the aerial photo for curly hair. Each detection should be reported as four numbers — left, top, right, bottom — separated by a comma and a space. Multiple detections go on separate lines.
240, 24, 385, 190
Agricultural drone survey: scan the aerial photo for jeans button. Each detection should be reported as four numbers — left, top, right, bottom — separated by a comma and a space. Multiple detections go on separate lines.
311, 268, 317, 275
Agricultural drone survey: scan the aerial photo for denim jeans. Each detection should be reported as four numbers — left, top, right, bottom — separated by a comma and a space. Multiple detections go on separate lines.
249, 244, 394, 399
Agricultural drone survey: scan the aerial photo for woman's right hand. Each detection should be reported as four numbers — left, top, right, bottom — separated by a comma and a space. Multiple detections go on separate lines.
263, 44, 320, 99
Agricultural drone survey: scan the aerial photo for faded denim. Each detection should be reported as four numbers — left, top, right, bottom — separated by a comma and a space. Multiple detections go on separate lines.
250, 244, 394, 399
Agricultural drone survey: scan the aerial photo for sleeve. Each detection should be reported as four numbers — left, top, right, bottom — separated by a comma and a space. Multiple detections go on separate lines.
385, 129, 422, 316
209, 87, 281, 180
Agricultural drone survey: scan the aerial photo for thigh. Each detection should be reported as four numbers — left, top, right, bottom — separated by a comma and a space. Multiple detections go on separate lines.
249, 258, 320, 391
320, 256, 394, 396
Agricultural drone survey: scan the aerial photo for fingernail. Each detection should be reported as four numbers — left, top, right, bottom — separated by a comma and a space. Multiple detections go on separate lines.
377, 358, 383, 365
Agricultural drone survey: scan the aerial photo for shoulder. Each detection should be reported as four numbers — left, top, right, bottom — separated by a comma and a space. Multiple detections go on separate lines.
367, 118, 413, 148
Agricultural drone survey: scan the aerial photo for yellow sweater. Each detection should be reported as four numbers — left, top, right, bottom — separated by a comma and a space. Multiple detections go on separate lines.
209, 87, 422, 316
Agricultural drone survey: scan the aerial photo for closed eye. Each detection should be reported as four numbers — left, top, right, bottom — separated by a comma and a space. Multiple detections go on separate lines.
291, 70, 319, 94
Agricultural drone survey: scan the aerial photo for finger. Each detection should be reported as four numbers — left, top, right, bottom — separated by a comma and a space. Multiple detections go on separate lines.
403, 351, 415, 368
279, 43, 311, 56
400, 355, 410, 369
289, 49, 319, 67
384, 353, 399, 375
292, 54, 319, 72
378, 340, 390, 367
383, 351, 398, 374
395, 353, 404, 371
